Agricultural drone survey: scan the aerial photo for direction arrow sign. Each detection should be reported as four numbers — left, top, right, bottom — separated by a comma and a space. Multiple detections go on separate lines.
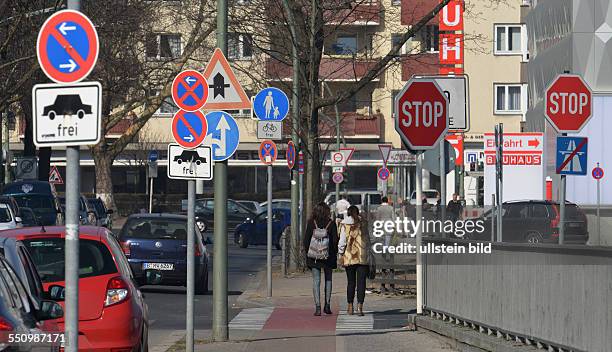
32, 81, 102, 147
167, 144, 213, 180
202, 48, 250, 110
203, 111, 240, 161
254, 87, 290, 121
378, 144, 392, 167
259, 140, 277, 165
37, 10, 99, 83
286, 141, 296, 169
172, 110, 208, 149
556, 136, 588, 175
330, 148, 355, 167
172, 70, 208, 112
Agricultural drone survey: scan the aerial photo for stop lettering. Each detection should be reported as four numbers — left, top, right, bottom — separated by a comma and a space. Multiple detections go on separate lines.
394, 79, 449, 150
545, 74, 593, 133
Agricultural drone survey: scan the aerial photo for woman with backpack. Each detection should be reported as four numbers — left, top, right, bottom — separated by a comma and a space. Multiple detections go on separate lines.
303, 202, 338, 316
338, 205, 371, 316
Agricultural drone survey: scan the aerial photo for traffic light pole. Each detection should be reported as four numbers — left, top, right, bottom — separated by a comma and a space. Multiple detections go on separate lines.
64, 3, 81, 351
212, 0, 229, 342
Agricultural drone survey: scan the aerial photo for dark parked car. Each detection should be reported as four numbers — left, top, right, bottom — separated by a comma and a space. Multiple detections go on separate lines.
0, 253, 63, 351
119, 213, 209, 294
88, 197, 113, 228
472, 200, 588, 244
59, 195, 97, 225
195, 198, 255, 234
174, 150, 207, 165
1, 181, 63, 226
234, 208, 291, 250
43, 94, 92, 120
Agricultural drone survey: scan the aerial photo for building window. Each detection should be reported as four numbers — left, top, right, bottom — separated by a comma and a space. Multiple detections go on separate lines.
338, 95, 357, 112
228, 33, 253, 60
151, 89, 178, 116
146, 33, 181, 59
333, 35, 358, 55
494, 24, 522, 54
494, 84, 523, 114
415, 25, 438, 53
391, 34, 409, 55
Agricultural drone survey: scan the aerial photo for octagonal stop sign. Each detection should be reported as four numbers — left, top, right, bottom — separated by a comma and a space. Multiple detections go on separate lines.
545, 74, 593, 133
394, 78, 449, 150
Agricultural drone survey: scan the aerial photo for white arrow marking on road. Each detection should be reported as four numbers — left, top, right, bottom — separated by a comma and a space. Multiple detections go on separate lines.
185, 76, 196, 84
59, 59, 77, 72
59, 22, 76, 36
184, 135, 194, 142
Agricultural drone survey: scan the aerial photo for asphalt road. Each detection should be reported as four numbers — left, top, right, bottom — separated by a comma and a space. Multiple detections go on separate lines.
142, 237, 271, 348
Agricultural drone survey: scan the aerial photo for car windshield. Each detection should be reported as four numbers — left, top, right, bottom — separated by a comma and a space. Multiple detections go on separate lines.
0, 203, 11, 222
23, 238, 118, 283
12, 195, 56, 216
424, 191, 439, 198
123, 218, 200, 240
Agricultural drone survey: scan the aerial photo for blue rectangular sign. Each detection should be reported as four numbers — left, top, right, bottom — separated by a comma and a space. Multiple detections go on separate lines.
556, 136, 588, 175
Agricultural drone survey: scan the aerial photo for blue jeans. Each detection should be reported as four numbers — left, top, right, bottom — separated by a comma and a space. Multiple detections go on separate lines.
311, 267, 332, 307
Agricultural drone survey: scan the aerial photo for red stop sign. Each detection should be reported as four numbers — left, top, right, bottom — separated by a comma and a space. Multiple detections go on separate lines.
545, 74, 593, 133
394, 79, 449, 150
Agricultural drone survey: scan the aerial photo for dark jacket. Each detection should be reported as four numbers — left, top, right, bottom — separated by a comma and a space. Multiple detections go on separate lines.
303, 218, 338, 269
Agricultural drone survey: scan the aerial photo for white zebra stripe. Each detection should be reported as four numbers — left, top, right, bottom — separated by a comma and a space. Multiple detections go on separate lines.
336, 310, 374, 331
229, 307, 274, 330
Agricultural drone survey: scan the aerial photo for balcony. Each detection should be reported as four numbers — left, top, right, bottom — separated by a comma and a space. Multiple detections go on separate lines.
324, 0, 381, 26
266, 57, 379, 81
401, 0, 439, 26
319, 111, 382, 139
400, 53, 439, 81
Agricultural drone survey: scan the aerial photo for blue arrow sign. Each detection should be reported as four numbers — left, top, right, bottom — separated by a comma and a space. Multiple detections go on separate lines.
253, 87, 290, 121
556, 136, 588, 175
203, 111, 240, 161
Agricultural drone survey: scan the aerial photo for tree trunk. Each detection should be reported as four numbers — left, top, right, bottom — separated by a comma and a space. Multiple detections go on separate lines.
20, 97, 35, 157
92, 146, 117, 213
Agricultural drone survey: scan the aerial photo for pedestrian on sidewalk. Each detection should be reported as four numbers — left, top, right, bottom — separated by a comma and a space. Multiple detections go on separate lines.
304, 202, 338, 316
338, 205, 371, 316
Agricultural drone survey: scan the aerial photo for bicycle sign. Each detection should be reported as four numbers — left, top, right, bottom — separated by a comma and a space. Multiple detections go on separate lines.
257, 120, 282, 140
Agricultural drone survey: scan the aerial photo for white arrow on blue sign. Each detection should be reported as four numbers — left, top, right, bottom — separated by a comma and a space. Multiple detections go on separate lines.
253, 87, 289, 121
203, 111, 240, 161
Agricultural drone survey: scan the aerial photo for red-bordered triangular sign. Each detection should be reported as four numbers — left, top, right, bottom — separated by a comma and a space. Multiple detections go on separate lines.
49, 165, 63, 185
202, 48, 250, 110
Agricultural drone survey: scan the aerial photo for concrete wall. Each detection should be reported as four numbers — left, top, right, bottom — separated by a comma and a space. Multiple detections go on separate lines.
424, 239, 612, 352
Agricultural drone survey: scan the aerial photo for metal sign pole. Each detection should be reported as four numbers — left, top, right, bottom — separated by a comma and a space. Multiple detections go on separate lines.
186, 180, 195, 352
267, 165, 273, 297
416, 152, 423, 315
212, 0, 229, 342
559, 133, 567, 245
64, 2, 80, 351
491, 194, 496, 242
597, 175, 601, 245
439, 140, 446, 237
149, 177, 154, 213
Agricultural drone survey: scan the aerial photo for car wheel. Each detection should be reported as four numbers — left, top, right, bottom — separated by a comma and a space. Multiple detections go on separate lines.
238, 232, 248, 248
77, 109, 85, 119
196, 220, 207, 233
525, 232, 543, 244
48, 111, 56, 120
196, 270, 208, 295
196, 160, 201, 165
177, 159, 182, 164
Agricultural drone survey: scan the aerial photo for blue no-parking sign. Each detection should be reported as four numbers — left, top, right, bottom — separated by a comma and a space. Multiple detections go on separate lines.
253, 87, 289, 121
172, 70, 208, 112
378, 167, 390, 181
556, 136, 588, 176
37, 10, 99, 83
203, 111, 240, 161
259, 140, 277, 165
172, 110, 208, 149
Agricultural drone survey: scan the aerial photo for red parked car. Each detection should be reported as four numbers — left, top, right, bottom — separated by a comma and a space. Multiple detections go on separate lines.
0, 226, 149, 351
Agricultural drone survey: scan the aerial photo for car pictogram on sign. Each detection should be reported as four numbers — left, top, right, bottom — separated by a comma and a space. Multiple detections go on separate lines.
43, 94, 92, 120
174, 150, 207, 165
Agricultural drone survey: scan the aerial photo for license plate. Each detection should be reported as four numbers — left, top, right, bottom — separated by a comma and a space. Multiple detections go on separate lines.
143, 263, 174, 271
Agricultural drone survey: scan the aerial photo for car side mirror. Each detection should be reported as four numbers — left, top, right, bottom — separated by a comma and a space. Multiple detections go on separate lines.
15, 217, 22, 223
36, 300, 64, 320
48, 285, 65, 301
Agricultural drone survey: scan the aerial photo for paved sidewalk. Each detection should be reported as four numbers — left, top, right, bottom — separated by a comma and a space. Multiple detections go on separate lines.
167, 270, 457, 352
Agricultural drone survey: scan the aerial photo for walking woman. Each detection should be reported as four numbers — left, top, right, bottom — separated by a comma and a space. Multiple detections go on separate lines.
303, 202, 338, 316
338, 205, 370, 316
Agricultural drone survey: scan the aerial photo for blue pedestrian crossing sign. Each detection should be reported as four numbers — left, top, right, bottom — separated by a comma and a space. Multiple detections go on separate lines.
203, 111, 240, 161
556, 136, 588, 175
253, 87, 289, 121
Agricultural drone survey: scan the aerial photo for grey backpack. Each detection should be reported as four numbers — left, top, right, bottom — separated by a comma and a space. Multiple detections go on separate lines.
307, 221, 331, 260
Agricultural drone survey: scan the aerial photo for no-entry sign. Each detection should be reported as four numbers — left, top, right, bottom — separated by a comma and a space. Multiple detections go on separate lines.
545, 74, 593, 133
394, 78, 449, 150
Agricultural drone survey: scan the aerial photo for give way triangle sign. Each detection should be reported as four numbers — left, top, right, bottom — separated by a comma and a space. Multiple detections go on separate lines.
202, 48, 250, 110
49, 165, 63, 185
379, 144, 392, 167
